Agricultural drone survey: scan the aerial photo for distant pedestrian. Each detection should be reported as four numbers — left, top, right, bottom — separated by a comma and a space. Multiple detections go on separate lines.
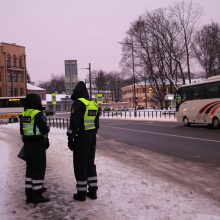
67, 81, 100, 201
19, 93, 50, 204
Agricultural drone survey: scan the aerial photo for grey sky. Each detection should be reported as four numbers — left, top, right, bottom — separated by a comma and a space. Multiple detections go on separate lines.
1, 0, 220, 82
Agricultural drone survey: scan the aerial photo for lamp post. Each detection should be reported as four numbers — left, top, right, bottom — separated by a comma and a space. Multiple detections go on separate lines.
118, 41, 137, 117
81, 63, 92, 99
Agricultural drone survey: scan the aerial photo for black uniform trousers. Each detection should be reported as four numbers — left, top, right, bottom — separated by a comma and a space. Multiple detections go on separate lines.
24, 139, 46, 199
73, 131, 98, 193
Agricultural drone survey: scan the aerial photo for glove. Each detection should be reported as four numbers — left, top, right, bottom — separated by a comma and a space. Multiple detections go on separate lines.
68, 136, 74, 151
45, 137, 50, 150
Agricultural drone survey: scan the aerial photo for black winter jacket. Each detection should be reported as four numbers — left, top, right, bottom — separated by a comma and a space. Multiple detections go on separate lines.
68, 81, 100, 138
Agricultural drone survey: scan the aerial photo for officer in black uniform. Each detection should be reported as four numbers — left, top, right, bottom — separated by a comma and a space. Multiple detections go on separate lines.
20, 93, 50, 204
67, 81, 100, 201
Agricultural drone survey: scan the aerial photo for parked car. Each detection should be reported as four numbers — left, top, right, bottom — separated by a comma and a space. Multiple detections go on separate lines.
44, 109, 55, 116
102, 106, 113, 111
136, 105, 144, 110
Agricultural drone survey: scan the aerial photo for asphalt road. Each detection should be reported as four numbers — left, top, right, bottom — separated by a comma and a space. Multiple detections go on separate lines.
99, 119, 220, 166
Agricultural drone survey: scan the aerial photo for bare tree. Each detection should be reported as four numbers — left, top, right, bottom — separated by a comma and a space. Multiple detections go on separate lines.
171, 1, 203, 83
193, 22, 220, 78
120, 2, 202, 108
38, 75, 65, 93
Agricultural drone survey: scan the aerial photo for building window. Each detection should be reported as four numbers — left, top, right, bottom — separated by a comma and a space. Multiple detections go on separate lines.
19, 56, 23, 68
18, 73, 23, 82
7, 72, 11, 82
0, 88, 2, 96
20, 88, 24, 96
0, 72, 1, 81
12, 55, 17, 67
13, 72, 17, 82
7, 88, 12, 96
14, 88, 18, 96
7, 55, 11, 68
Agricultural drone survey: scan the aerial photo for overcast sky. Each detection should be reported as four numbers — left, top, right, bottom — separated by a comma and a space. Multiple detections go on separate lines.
1, 0, 220, 83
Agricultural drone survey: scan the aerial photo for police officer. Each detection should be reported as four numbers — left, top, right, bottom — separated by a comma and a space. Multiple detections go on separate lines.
67, 81, 100, 201
20, 93, 50, 204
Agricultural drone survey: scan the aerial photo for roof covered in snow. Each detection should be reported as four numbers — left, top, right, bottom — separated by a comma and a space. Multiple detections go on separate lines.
27, 83, 46, 91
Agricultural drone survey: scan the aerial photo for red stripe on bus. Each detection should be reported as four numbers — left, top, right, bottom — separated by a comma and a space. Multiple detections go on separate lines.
199, 101, 220, 113
210, 104, 220, 117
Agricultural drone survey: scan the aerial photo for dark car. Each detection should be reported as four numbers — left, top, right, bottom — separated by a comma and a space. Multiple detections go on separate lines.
136, 105, 144, 110
44, 109, 54, 116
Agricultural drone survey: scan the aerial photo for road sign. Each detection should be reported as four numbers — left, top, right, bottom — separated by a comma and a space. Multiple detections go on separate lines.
96, 94, 103, 104
52, 93, 57, 105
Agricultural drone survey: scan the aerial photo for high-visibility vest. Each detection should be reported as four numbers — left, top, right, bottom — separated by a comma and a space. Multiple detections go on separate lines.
21, 109, 43, 136
78, 98, 98, 131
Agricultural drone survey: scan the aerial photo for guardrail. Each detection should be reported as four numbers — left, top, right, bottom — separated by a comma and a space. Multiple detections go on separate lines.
101, 110, 176, 119
47, 117, 69, 129
47, 110, 176, 129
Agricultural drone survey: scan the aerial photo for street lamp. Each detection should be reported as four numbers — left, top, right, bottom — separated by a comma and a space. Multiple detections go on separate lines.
118, 41, 137, 117
81, 63, 92, 99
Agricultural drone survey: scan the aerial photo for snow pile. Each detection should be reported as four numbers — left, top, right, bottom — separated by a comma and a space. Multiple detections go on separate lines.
0, 123, 220, 220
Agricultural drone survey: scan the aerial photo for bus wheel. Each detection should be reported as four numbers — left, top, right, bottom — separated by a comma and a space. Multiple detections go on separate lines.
183, 117, 190, 127
212, 117, 220, 129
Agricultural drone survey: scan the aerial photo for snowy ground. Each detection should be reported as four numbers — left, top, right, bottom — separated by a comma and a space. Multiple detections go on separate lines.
0, 123, 220, 220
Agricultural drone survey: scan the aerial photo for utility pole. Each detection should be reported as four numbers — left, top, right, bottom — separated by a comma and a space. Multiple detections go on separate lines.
81, 63, 92, 99
118, 41, 137, 117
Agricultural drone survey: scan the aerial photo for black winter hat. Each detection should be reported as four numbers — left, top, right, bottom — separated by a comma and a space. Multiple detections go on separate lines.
25, 93, 43, 110
71, 81, 89, 101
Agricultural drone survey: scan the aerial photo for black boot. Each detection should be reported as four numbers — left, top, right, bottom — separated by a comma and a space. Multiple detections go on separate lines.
26, 196, 33, 204
42, 186, 47, 193
25, 189, 33, 204
87, 188, 97, 200
32, 196, 50, 204
73, 191, 86, 201
32, 190, 49, 204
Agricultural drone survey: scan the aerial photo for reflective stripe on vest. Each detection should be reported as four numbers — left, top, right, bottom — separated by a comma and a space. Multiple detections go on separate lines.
78, 98, 98, 131
21, 109, 42, 136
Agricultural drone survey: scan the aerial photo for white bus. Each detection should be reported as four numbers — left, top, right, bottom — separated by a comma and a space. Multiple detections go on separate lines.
175, 75, 220, 128
0, 96, 25, 123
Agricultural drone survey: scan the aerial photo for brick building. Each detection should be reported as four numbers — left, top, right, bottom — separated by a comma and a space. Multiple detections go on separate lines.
0, 42, 27, 97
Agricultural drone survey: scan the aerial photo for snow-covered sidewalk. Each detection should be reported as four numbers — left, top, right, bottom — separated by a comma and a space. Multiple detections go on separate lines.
0, 123, 220, 220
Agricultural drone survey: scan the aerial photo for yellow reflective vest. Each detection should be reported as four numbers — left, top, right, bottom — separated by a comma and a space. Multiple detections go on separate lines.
21, 109, 43, 136
78, 98, 98, 131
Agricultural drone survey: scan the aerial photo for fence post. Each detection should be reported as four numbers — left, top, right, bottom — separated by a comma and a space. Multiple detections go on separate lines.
52, 118, 55, 127
67, 119, 69, 129
156, 111, 157, 118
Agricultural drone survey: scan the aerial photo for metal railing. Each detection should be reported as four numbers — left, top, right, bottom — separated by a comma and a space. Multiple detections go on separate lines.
101, 110, 176, 119
47, 110, 176, 129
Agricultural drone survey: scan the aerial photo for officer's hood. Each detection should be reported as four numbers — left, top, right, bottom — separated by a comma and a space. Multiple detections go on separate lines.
71, 81, 89, 101
24, 93, 43, 110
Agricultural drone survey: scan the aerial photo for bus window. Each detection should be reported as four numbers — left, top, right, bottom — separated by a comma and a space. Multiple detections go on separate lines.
193, 85, 205, 100
205, 82, 220, 99
182, 87, 193, 101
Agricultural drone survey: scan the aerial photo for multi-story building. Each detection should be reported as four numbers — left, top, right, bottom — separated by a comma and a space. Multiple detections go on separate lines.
65, 60, 78, 95
0, 42, 27, 97
122, 79, 204, 109
121, 83, 154, 109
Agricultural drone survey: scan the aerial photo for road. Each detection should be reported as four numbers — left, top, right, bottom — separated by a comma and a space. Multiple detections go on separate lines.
99, 119, 220, 166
